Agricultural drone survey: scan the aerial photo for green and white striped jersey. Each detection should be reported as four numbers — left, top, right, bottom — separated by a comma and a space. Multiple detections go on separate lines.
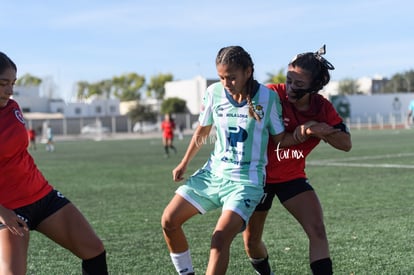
198, 82, 284, 185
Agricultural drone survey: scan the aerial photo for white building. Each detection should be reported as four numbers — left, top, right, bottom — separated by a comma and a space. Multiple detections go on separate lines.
50, 97, 120, 118
12, 85, 120, 118
357, 77, 374, 94
320, 81, 339, 98
12, 86, 51, 113
164, 76, 210, 115
320, 77, 373, 98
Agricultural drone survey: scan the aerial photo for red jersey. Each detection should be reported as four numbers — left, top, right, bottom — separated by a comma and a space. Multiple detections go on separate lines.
161, 120, 175, 138
27, 129, 36, 140
0, 100, 52, 209
266, 84, 343, 183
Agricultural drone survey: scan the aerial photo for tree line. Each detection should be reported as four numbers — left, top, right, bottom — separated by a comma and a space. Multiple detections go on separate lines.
16, 72, 186, 123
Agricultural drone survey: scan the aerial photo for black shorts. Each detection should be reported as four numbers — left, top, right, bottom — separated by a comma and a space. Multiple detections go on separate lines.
1, 190, 70, 230
255, 178, 314, 211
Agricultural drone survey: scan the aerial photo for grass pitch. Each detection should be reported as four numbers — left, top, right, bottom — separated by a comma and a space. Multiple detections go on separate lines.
26, 129, 414, 274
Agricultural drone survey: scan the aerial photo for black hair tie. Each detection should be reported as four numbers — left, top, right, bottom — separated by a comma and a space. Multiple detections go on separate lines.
314, 44, 335, 70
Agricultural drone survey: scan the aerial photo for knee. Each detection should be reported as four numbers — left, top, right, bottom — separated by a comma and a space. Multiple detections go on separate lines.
210, 230, 233, 251
243, 232, 261, 252
94, 238, 105, 252
210, 232, 225, 251
306, 221, 327, 241
83, 229, 105, 252
161, 210, 180, 233
79, 234, 106, 259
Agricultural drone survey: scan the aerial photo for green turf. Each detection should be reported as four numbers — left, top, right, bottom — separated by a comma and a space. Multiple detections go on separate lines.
25, 129, 414, 274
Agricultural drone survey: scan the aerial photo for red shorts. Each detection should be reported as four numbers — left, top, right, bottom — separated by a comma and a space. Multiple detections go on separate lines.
163, 132, 174, 139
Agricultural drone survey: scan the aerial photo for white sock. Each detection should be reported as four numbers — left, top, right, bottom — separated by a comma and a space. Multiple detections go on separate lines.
170, 250, 194, 274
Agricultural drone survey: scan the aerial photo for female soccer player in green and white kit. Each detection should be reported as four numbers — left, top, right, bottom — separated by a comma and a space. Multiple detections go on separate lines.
161, 45, 337, 275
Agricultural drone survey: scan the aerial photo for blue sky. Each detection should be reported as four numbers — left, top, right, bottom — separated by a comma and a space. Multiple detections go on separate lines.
3, 0, 413, 100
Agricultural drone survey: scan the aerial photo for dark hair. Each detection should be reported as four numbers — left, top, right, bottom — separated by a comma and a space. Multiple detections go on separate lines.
215, 46, 260, 120
0, 52, 17, 74
289, 45, 334, 93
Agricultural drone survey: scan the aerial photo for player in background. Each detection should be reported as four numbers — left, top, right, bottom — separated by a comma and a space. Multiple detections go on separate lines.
0, 51, 108, 275
406, 99, 414, 126
160, 45, 334, 275
27, 128, 36, 150
243, 45, 352, 275
45, 125, 55, 152
161, 113, 177, 157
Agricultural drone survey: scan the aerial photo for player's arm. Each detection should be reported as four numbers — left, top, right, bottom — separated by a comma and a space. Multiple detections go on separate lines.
172, 125, 212, 182
275, 121, 337, 147
306, 122, 352, 152
272, 131, 298, 148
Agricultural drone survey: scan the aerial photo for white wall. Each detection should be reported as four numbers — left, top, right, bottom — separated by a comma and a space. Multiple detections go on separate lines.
13, 86, 40, 97
14, 96, 50, 112
331, 93, 414, 122
65, 98, 120, 117
12, 86, 49, 112
165, 76, 207, 115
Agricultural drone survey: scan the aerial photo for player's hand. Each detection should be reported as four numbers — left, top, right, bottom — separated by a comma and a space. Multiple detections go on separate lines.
172, 163, 187, 182
0, 205, 28, 236
306, 122, 340, 140
293, 121, 318, 143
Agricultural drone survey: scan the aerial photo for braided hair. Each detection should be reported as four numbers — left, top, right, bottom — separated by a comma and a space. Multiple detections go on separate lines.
216, 46, 261, 121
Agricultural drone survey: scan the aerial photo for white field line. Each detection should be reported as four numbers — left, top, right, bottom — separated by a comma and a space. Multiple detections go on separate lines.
307, 153, 414, 169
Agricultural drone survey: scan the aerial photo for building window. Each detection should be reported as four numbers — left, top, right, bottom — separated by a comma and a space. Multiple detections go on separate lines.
56, 108, 63, 113
95, 106, 102, 114
109, 105, 116, 113
75, 108, 81, 115
22, 107, 30, 112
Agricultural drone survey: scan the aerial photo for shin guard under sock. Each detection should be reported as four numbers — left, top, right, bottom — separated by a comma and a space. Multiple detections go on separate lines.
250, 256, 272, 275
82, 250, 108, 275
170, 250, 194, 274
310, 257, 333, 275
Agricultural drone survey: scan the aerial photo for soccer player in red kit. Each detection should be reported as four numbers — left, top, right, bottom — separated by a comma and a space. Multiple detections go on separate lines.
243, 46, 352, 275
27, 128, 36, 150
0, 51, 108, 274
161, 113, 177, 157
